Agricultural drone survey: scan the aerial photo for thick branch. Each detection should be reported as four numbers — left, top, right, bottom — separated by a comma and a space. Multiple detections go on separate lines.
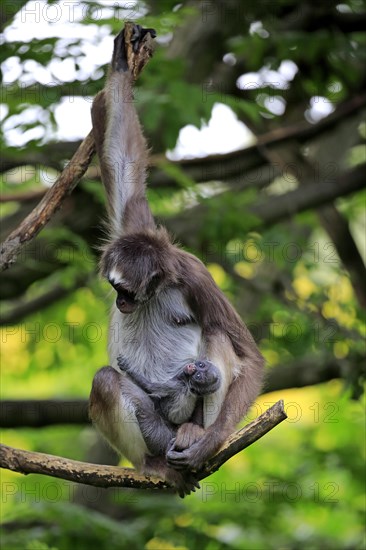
264, 357, 344, 393
199, 400, 286, 478
0, 399, 89, 428
0, 401, 286, 491
1, 355, 354, 428
1, 93, 365, 188
253, 163, 366, 223
167, 163, 366, 247
317, 204, 366, 309
0, 140, 83, 174
0, 277, 87, 326
0, 189, 46, 203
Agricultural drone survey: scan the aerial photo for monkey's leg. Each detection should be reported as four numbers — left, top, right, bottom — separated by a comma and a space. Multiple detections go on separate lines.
167, 334, 264, 471
169, 398, 205, 452
90, 367, 175, 467
128, 386, 176, 457
90, 24, 155, 177
90, 368, 199, 496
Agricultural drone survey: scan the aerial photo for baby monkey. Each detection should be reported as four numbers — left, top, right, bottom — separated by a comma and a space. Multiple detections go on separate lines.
117, 357, 221, 427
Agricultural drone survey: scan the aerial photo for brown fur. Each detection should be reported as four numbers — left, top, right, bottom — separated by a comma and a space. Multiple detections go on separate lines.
89, 24, 264, 496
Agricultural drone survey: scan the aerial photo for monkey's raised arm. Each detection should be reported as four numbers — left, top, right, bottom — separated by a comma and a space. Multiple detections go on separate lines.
91, 26, 156, 238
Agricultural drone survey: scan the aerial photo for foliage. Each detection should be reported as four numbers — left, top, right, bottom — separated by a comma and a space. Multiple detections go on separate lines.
1, 384, 364, 549
1, 0, 365, 549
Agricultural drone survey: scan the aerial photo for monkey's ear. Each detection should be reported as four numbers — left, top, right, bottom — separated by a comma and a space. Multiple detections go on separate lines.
145, 271, 163, 295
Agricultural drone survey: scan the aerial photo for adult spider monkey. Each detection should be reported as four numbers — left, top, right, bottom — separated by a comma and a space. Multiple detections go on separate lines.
89, 23, 264, 497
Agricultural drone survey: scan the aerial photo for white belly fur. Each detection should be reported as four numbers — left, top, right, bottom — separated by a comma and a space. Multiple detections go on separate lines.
107, 287, 207, 468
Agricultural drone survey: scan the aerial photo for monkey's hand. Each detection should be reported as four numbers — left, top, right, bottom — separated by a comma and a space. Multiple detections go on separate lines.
167, 430, 221, 472
112, 23, 156, 76
170, 423, 205, 451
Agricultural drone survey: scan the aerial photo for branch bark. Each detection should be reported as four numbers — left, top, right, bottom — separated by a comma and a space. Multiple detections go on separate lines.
0, 400, 286, 492
317, 204, 366, 309
1, 93, 365, 185
1, 91, 364, 270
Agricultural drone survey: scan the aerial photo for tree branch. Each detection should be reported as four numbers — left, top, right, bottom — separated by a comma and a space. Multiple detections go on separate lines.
0, 131, 95, 271
2, 354, 359, 428
0, 399, 89, 428
0, 277, 87, 326
167, 163, 366, 248
0, 401, 286, 492
0, 22, 155, 272
317, 204, 366, 309
0, 189, 47, 203
1, 93, 365, 187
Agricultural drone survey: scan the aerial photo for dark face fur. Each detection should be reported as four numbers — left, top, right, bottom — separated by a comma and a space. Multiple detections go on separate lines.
109, 281, 139, 314
101, 232, 174, 314
182, 360, 221, 395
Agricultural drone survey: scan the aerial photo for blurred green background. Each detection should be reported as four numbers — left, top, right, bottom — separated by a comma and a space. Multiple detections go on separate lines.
1, 1, 365, 549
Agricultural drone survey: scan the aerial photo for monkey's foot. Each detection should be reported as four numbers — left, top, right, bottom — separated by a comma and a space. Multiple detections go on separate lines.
112, 23, 156, 77
144, 455, 199, 498
167, 435, 212, 472
130, 24, 157, 53
165, 468, 201, 499
170, 423, 205, 452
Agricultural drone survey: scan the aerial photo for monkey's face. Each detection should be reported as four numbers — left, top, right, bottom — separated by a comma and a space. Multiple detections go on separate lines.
101, 232, 174, 313
108, 270, 162, 314
112, 282, 138, 314
183, 360, 221, 395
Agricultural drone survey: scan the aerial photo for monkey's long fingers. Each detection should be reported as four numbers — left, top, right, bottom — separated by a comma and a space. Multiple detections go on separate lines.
166, 449, 191, 470
167, 438, 177, 452
190, 478, 201, 491
111, 29, 129, 72
124, 22, 156, 78
179, 474, 200, 498
131, 24, 156, 52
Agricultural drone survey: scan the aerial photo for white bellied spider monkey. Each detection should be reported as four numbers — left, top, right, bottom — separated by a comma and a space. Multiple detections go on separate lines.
89, 24, 264, 497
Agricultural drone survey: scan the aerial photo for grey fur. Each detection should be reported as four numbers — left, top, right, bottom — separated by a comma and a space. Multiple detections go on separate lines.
89, 25, 264, 497
117, 356, 221, 425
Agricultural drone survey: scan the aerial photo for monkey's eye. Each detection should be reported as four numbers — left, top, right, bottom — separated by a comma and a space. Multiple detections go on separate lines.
196, 361, 205, 369
109, 280, 131, 294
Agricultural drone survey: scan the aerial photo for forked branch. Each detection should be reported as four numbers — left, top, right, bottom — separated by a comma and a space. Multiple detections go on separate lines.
0, 400, 286, 493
